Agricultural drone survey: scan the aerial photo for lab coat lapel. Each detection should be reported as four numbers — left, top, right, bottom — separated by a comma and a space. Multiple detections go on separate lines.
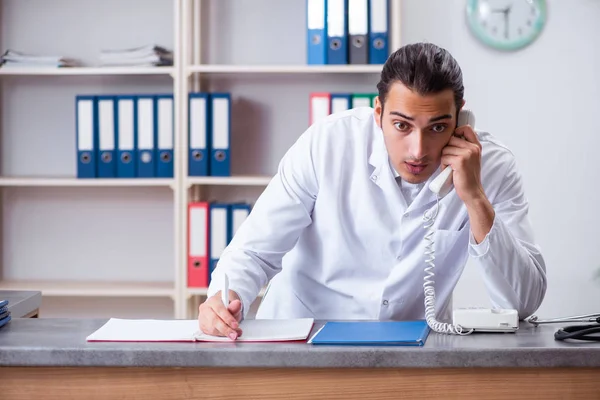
405, 166, 447, 214
368, 128, 408, 212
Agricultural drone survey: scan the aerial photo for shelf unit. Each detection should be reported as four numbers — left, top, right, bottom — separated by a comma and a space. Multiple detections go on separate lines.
0, 0, 183, 317
0, 0, 401, 319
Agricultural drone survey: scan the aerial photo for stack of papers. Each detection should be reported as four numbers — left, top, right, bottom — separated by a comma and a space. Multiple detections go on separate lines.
98, 44, 173, 67
86, 318, 315, 342
0, 299, 10, 328
308, 320, 431, 346
0, 49, 80, 68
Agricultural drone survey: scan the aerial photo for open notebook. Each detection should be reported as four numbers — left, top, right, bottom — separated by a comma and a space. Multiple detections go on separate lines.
86, 318, 315, 342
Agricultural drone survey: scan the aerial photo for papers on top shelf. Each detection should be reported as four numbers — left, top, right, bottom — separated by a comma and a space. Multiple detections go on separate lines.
86, 318, 315, 342
0, 49, 80, 68
98, 44, 173, 67
0, 44, 173, 69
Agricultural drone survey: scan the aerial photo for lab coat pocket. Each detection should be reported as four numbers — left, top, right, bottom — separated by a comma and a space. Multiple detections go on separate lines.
431, 228, 468, 277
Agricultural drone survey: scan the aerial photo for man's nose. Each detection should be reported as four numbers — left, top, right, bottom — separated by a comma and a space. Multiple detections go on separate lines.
409, 130, 427, 160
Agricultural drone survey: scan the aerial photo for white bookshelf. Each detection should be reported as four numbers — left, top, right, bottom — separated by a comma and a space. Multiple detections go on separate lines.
0, 280, 174, 298
187, 65, 383, 74
185, 176, 272, 187
0, 177, 175, 187
0, 0, 401, 320
0, 0, 183, 318
0, 66, 175, 76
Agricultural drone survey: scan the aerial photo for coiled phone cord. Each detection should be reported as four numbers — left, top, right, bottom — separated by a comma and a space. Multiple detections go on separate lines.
423, 197, 473, 335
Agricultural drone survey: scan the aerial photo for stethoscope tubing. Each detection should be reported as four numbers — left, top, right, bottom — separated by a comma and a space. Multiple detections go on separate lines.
526, 313, 600, 326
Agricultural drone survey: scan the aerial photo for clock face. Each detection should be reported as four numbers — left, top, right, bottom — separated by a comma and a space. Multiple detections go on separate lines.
466, 0, 547, 50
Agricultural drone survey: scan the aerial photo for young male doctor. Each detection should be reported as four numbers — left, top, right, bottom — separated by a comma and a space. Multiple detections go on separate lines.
198, 42, 547, 340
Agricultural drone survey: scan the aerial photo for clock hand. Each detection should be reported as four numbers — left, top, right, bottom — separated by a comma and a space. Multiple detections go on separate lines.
490, 7, 510, 39
491, 3, 511, 14
504, 9, 509, 39
504, 4, 512, 39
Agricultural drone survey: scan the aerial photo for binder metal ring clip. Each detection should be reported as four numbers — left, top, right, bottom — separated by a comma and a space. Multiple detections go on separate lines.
193, 260, 201, 268
311, 34, 321, 45
160, 151, 171, 162
141, 152, 152, 163
192, 150, 203, 161
101, 152, 112, 162
214, 151, 226, 162
374, 38, 385, 49
331, 39, 341, 50
81, 152, 91, 164
121, 153, 131, 163
353, 37, 364, 48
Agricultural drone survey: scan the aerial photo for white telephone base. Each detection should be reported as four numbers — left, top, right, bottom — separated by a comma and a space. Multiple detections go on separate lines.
452, 308, 519, 333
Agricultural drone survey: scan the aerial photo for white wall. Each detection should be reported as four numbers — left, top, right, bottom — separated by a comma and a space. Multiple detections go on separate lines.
401, 0, 600, 317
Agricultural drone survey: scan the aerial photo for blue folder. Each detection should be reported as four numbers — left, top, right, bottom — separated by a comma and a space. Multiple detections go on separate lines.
0, 314, 11, 329
307, 0, 327, 65
369, 0, 389, 64
188, 92, 210, 176
75, 95, 97, 178
136, 95, 156, 178
327, 0, 348, 65
209, 93, 231, 176
309, 320, 430, 346
156, 94, 174, 178
96, 95, 118, 178
116, 95, 137, 178
0, 299, 9, 329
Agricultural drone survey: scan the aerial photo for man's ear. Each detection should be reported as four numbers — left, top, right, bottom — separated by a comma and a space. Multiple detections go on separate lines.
374, 96, 383, 129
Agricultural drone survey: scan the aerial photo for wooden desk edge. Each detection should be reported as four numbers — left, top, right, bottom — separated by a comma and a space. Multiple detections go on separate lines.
2, 366, 599, 399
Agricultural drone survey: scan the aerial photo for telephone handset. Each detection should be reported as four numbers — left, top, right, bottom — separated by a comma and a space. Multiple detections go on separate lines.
428, 108, 476, 197
422, 109, 519, 335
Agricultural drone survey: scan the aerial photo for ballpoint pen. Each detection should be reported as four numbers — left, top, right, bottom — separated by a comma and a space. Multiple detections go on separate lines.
222, 273, 229, 307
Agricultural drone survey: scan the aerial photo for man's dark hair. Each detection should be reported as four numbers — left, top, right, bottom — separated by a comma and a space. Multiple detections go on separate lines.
376, 42, 464, 117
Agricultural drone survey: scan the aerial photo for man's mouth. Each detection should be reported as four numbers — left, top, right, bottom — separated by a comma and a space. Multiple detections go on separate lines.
405, 162, 427, 174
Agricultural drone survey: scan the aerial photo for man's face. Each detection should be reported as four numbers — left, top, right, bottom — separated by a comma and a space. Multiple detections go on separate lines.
374, 82, 463, 184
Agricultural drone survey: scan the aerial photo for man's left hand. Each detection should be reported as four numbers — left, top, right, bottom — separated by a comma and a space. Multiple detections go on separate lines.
440, 125, 486, 206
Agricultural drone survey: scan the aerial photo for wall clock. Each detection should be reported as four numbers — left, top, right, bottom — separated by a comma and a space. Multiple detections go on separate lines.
466, 0, 547, 51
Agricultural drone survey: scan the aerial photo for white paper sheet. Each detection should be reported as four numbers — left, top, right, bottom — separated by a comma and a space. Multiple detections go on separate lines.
86, 318, 315, 342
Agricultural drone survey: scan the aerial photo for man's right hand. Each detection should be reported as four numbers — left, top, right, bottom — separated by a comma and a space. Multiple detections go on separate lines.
198, 291, 243, 340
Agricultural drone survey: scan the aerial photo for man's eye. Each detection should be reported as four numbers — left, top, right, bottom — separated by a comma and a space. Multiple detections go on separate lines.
431, 124, 447, 133
394, 122, 410, 131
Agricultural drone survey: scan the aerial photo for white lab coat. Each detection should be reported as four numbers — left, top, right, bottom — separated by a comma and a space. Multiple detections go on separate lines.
207, 107, 547, 321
